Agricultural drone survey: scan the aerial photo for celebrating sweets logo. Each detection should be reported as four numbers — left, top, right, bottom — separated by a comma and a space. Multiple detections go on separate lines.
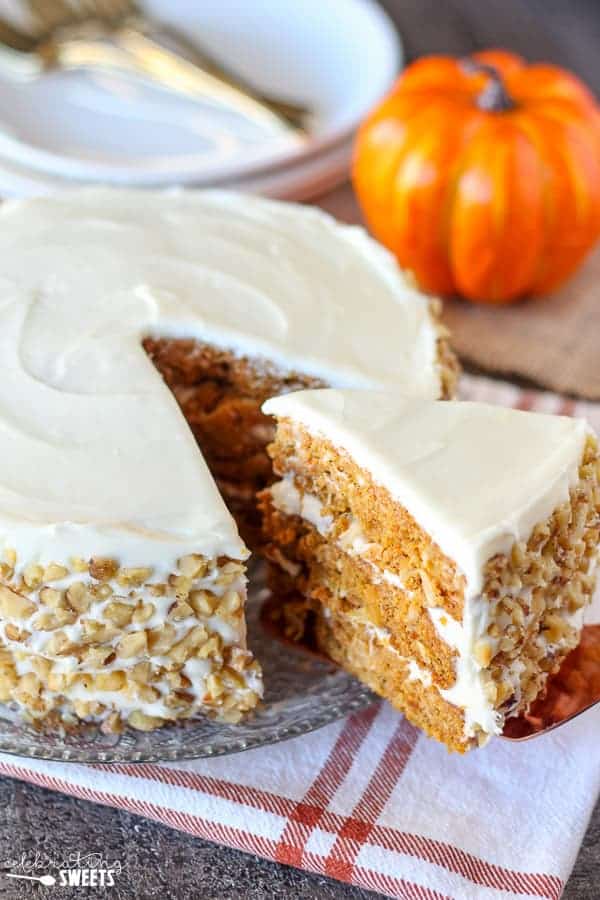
3, 851, 123, 888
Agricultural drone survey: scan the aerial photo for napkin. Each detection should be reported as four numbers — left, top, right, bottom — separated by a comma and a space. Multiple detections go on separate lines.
1, 373, 599, 900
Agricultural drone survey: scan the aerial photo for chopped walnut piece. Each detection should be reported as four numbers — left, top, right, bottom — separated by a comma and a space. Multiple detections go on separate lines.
165, 690, 194, 710
0, 563, 13, 581
23, 564, 44, 589
167, 625, 208, 665
196, 634, 222, 660
73, 700, 93, 719
4, 549, 16, 568
218, 591, 242, 617
117, 567, 153, 588
178, 554, 208, 579
136, 684, 160, 703
29, 657, 52, 680
81, 619, 119, 643
39, 587, 66, 610
89, 557, 119, 581
223, 666, 247, 689
168, 574, 192, 599
131, 603, 155, 625
104, 601, 134, 628
215, 564, 245, 590
165, 671, 191, 690
117, 630, 148, 659
543, 613, 569, 644
0, 585, 36, 620
65, 581, 93, 614
130, 661, 152, 684
189, 590, 218, 617
205, 673, 224, 699
219, 708, 244, 724
169, 600, 194, 621
147, 623, 176, 654
44, 564, 69, 582
474, 639, 493, 668
14, 671, 42, 701
128, 710, 164, 731
95, 670, 126, 691
44, 630, 74, 656
33, 611, 61, 631
82, 644, 115, 667
227, 647, 252, 672
4, 624, 30, 642
46, 672, 66, 692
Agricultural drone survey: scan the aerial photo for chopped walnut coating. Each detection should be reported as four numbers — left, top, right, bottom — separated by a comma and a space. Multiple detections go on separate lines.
472, 435, 600, 736
0, 550, 261, 732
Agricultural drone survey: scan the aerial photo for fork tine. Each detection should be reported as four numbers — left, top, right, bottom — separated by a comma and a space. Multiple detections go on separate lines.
70, 0, 135, 24
25, 0, 78, 33
24, 0, 134, 33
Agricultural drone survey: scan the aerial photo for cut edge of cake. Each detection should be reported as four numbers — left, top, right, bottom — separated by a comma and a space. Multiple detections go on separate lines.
259, 390, 600, 752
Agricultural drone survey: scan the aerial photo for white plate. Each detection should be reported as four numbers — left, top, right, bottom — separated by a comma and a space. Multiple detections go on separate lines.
0, 132, 353, 202
0, 0, 401, 187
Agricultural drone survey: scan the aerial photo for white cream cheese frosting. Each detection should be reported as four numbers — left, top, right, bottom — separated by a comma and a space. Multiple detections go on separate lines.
264, 389, 592, 738
263, 390, 590, 595
0, 189, 441, 567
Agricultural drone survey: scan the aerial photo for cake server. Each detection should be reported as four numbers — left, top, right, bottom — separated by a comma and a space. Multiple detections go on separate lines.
0, 0, 309, 133
501, 623, 600, 741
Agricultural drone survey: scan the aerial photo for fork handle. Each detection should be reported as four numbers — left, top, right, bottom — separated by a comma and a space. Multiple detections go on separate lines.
51, 28, 306, 135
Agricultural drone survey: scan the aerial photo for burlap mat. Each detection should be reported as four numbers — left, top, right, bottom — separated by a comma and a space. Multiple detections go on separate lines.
317, 184, 600, 401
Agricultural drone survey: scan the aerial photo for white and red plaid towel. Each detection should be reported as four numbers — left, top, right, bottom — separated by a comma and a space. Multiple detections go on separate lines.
1, 374, 599, 900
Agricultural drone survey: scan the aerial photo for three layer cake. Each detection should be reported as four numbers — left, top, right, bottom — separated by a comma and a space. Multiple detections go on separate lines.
260, 390, 600, 751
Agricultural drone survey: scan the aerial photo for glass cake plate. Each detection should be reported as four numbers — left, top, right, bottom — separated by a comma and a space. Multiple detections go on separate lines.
0, 563, 376, 763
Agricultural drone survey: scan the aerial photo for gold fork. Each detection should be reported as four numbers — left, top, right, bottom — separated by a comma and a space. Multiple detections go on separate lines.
0, 0, 310, 134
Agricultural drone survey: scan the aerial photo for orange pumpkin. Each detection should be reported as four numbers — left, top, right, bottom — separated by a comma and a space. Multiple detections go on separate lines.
353, 50, 600, 304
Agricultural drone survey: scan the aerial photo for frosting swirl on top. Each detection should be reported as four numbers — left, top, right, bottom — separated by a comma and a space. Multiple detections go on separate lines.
0, 189, 441, 564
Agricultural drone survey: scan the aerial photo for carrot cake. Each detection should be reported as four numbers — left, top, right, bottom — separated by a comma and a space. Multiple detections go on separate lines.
0, 188, 456, 734
260, 390, 600, 752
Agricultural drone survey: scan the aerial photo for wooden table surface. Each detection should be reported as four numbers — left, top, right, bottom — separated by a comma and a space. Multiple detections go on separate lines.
3, 2, 600, 898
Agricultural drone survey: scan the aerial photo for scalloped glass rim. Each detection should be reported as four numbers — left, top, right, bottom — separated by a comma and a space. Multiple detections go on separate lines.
0, 570, 377, 764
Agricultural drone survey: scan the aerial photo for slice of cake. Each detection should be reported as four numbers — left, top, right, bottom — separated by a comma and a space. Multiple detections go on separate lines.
260, 390, 600, 752
0, 188, 456, 734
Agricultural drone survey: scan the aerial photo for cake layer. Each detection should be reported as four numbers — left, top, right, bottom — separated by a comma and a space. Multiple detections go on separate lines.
261, 390, 600, 750
315, 605, 468, 752
260, 488, 457, 690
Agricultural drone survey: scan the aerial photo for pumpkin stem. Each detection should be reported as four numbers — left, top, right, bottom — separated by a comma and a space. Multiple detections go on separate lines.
461, 59, 515, 112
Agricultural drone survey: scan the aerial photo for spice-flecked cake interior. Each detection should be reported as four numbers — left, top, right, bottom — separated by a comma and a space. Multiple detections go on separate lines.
143, 339, 324, 547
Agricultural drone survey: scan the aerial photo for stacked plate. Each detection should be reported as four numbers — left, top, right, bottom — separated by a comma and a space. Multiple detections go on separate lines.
0, 0, 401, 200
